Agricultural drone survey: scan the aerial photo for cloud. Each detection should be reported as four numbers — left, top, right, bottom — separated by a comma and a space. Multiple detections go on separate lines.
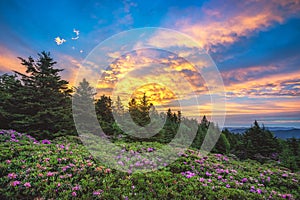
0, 46, 26, 74
72, 29, 80, 40
113, 0, 137, 26
54, 37, 66, 45
54, 54, 82, 86
168, 0, 300, 52
225, 98, 300, 116
94, 49, 209, 105
222, 65, 279, 84
224, 67, 300, 97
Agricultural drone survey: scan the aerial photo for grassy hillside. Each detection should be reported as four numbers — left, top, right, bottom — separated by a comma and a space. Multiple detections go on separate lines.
0, 130, 299, 199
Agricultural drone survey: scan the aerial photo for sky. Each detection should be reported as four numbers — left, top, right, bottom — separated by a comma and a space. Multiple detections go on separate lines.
0, 0, 300, 128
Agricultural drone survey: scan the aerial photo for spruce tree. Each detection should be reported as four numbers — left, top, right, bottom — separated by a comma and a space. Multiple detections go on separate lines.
243, 120, 279, 160
0, 74, 22, 129
73, 78, 96, 134
12, 51, 75, 139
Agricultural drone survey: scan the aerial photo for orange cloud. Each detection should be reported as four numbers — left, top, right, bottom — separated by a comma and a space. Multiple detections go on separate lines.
95, 49, 211, 104
55, 54, 82, 86
174, 0, 300, 51
224, 68, 300, 97
0, 47, 26, 74
225, 99, 300, 115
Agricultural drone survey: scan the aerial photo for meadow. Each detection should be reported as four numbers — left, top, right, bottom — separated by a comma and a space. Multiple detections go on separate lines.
1, 129, 299, 199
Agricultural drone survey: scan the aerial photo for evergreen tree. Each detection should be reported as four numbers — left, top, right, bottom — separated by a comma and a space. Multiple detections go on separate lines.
10, 52, 75, 139
95, 95, 114, 135
243, 120, 279, 161
201, 115, 210, 128
214, 133, 231, 154
113, 96, 124, 116
73, 78, 96, 134
138, 93, 151, 126
0, 74, 22, 129
177, 111, 182, 123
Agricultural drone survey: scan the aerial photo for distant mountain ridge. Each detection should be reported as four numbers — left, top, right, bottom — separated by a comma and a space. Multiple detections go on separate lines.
224, 127, 300, 139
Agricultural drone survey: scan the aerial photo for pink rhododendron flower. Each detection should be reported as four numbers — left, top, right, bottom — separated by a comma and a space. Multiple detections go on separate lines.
24, 182, 31, 188
47, 172, 54, 177
11, 181, 20, 186
8, 173, 17, 179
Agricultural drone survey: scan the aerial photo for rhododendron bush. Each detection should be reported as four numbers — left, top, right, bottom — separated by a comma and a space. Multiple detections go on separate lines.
0, 130, 299, 199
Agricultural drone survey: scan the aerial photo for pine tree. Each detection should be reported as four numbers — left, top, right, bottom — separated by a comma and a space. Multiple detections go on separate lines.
11, 52, 75, 139
243, 120, 279, 161
113, 96, 124, 116
138, 93, 150, 126
214, 133, 231, 154
95, 95, 114, 135
73, 78, 96, 134
0, 74, 22, 129
201, 115, 210, 128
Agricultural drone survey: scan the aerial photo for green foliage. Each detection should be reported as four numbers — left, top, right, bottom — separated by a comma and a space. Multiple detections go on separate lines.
0, 51, 299, 175
0, 52, 75, 139
0, 74, 22, 129
214, 133, 231, 154
0, 130, 299, 199
241, 121, 280, 161
128, 93, 151, 127
73, 78, 97, 134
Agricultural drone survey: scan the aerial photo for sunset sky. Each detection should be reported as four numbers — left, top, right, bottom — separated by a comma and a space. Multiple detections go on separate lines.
0, 0, 299, 128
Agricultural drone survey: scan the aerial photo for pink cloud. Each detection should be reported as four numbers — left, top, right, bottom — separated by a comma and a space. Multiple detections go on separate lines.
171, 0, 300, 51
0, 47, 26, 74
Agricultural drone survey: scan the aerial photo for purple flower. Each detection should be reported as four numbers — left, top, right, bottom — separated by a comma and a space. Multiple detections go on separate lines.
257, 189, 262, 194
205, 172, 212, 177
24, 182, 31, 188
250, 186, 256, 193
199, 178, 205, 182
41, 139, 51, 144
241, 178, 248, 183
72, 185, 80, 191
147, 147, 154, 152
93, 190, 103, 195
11, 180, 20, 186
72, 192, 77, 197
8, 173, 17, 179
222, 179, 227, 183
226, 184, 230, 188
62, 166, 70, 171
186, 172, 195, 178
47, 172, 54, 177
282, 173, 288, 178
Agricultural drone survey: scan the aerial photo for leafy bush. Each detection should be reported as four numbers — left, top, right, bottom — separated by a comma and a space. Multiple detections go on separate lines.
0, 130, 299, 199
